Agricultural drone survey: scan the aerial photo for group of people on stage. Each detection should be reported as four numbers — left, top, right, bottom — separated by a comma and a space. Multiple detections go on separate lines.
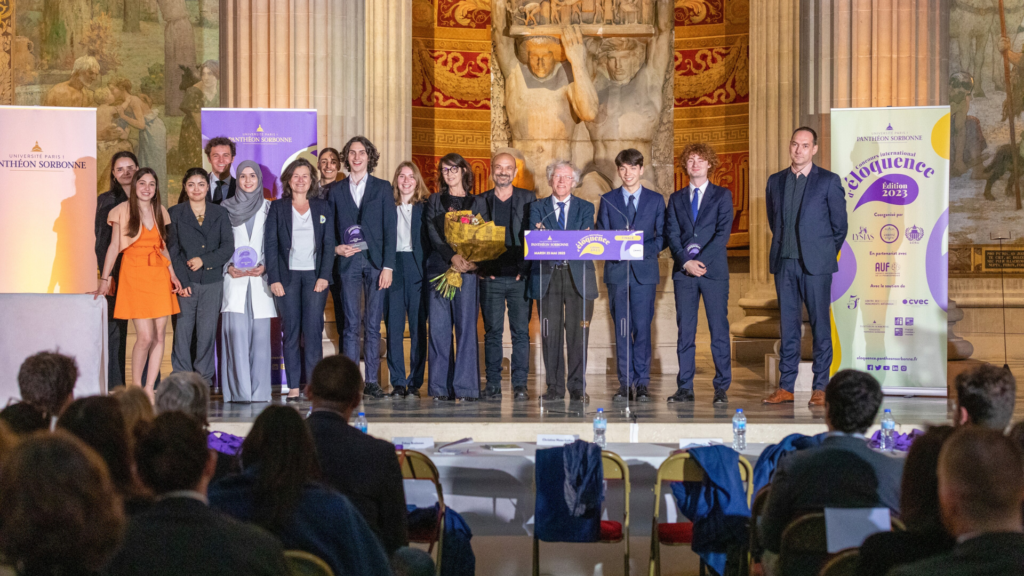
93, 125, 847, 407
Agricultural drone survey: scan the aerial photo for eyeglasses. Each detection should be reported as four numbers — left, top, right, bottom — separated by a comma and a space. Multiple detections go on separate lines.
552, 175, 575, 181
441, 166, 461, 175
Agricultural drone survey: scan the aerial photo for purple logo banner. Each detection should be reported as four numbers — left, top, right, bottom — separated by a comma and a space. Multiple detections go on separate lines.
524, 230, 644, 260
854, 173, 919, 211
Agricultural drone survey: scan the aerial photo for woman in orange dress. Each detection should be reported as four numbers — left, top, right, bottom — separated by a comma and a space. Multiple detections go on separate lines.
96, 168, 182, 398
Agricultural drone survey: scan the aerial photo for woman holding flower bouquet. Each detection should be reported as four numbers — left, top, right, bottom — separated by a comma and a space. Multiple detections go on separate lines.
424, 154, 481, 401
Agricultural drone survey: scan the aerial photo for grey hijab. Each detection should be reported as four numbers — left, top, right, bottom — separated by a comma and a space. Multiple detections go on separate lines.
222, 160, 265, 227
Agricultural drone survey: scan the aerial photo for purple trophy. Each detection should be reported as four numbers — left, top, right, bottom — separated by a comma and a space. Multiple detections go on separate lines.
232, 246, 258, 271
344, 225, 368, 250
685, 242, 702, 261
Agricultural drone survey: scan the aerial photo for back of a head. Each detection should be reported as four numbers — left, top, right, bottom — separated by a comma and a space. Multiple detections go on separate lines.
0, 402, 48, 435
155, 372, 210, 426
17, 350, 78, 418
938, 427, 1024, 534
308, 355, 363, 407
111, 385, 156, 440
391, 546, 437, 576
899, 425, 955, 532
0, 431, 124, 574
955, 364, 1016, 430
824, 369, 883, 434
57, 396, 135, 494
135, 412, 209, 495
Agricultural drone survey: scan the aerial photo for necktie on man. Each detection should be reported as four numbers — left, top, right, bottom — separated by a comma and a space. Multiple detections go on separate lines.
691, 188, 700, 223
557, 202, 566, 230
627, 195, 636, 227
213, 180, 225, 203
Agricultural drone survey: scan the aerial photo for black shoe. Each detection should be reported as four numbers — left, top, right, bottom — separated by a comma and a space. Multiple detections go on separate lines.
386, 387, 407, 399
713, 390, 729, 404
363, 383, 385, 399
635, 387, 651, 402
457, 396, 479, 402
432, 395, 453, 402
569, 391, 590, 403
613, 389, 630, 402
406, 388, 422, 398
513, 388, 530, 401
285, 395, 301, 403
481, 387, 503, 401
541, 390, 564, 401
667, 389, 695, 403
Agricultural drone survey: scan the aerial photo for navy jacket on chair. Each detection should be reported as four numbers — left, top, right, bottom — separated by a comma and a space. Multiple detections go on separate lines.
526, 196, 599, 301
264, 196, 336, 285
666, 183, 734, 281
534, 441, 604, 543
327, 175, 397, 274
766, 164, 848, 275
167, 201, 235, 288
596, 187, 665, 285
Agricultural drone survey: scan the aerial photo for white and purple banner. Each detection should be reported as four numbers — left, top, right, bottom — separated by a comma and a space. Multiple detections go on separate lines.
524, 230, 644, 260
831, 107, 949, 394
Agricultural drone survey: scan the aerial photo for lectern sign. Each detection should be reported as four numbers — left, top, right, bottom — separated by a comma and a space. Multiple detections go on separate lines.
524, 230, 644, 260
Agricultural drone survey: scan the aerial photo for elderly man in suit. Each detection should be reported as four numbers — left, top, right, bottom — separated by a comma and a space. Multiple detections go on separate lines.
597, 148, 665, 402
328, 136, 397, 399
530, 160, 599, 403
764, 127, 848, 406
666, 143, 734, 404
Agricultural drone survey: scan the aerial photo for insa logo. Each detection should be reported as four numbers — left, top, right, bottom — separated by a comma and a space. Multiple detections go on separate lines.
902, 298, 930, 305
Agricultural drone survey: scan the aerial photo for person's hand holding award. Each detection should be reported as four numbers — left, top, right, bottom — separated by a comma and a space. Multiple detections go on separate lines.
335, 225, 367, 257
228, 246, 259, 279
683, 242, 706, 277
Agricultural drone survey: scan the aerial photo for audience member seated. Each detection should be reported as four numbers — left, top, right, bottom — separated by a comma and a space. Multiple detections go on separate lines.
209, 405, 391, 576
306, 355, 409, 556
391, 547, 437, 576
105, 412, 290, 576
0, 402, 48, 435
57, 396, 153, 513
889, 427, 1024, 576
110, 385, 155, 444
855, 425, 956, 576
759, 370, 903, 573
17, 350, 78, 422
0, 432, 124, 576
953, 363, 1016, 430
155, 371, 238, 479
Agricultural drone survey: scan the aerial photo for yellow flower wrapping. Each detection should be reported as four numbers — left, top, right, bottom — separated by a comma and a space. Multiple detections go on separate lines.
430, 210, 508, 299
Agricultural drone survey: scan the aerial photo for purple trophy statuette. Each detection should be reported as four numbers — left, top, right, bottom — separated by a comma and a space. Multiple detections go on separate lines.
685, 242, 702, 260
232, 246, 258, 270
344, 225, 368, 250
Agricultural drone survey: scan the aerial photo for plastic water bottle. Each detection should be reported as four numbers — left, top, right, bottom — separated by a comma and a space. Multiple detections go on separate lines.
880, 409, 896, 450
593, 408, 607, 448
354, 412, 368, 434
732, 409, 747, 451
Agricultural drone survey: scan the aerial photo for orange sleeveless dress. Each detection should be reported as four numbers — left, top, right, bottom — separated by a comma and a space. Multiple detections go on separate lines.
113, 225, 180, 320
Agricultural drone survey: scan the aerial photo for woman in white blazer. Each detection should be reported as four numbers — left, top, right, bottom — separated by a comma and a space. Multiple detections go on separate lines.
219, 160, 277, 402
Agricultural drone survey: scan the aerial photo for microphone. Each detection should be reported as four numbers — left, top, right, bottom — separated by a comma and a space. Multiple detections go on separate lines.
531, 195, 564, 231
599, 192, 635, 232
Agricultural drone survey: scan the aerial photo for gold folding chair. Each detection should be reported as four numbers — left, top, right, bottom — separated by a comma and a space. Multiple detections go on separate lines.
648, 452, 754, 576
283, 550, 335, 576
819, 549, 860, 576
398, 449, 445, 573
532, 450, 631, 576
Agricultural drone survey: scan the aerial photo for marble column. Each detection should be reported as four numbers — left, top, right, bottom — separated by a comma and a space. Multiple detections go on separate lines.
364, 0, 412, 181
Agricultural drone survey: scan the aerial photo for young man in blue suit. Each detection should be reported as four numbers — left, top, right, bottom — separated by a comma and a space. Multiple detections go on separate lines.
764, 127, 848, 406
597, 149, 665, 402
666, 143, 734, 404
328, 136, 397, 399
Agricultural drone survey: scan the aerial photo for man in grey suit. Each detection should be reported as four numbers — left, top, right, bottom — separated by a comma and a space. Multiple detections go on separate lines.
760, 370, 903, 568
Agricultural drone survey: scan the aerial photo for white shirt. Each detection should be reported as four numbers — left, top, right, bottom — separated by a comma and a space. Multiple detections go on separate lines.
349, 173, 368, 207
690, 180, 708, 212
289, 206, 316, 270
396, 203, 414, 252
551, 195, 571, 228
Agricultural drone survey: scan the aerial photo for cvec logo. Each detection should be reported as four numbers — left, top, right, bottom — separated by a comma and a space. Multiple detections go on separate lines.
902, 298, 930, 305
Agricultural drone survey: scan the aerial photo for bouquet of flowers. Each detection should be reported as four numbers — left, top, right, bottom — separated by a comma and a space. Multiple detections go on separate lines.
431, 210, 507, 299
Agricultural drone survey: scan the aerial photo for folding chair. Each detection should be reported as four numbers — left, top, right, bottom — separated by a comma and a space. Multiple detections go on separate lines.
749, 485, 772, 566
283, 550, 335, 576
398, 449, 445, 573
778, 513, 829, 576
819, 549, 860, 576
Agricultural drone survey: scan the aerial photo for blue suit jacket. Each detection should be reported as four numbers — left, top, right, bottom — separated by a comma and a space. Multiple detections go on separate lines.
666, 183, 734, 281
766, 164, 848, 276
327, 175, 397, 274
526, 196, 599, 301
264, 197, 336, 285
596, 186, 665, 285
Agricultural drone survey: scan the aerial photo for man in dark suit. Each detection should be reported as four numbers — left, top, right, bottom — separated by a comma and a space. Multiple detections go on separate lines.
759, 370, 903, 562
529, 161, 599, 402
666, 144, 734, 404
474, 153, 533, 401
306, 355, 408, 556
328, 137, 398, 399
596, 148, 665, 402
764, 127, 848, 406
889, 427, 1024, 576
106, 412, 289, 576
205, 136, 237, 204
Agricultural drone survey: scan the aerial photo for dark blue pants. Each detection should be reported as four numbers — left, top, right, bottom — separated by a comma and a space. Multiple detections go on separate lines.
775, 258, 832, 391
674, 275, 731, 392
275, 270, 329, 390
336, 254, 385, 385
479, 276, 530, 391
428, 272, 479, 398
607, 277, 656, 390
385, 253, 427, 390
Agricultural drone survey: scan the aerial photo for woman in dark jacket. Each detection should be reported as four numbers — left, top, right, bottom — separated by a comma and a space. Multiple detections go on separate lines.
168, 167, 234, 383
265, 159, 335, 400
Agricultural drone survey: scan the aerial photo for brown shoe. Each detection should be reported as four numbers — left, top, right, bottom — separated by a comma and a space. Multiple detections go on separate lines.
762, 389, 795, 404
808, 390, 826, 406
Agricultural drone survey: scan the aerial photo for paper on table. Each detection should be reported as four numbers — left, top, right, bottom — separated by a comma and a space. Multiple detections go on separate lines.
824, 508, 891, 553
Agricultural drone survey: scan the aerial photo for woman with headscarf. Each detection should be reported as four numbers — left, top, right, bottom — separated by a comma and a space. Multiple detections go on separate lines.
219, 160, 277, 403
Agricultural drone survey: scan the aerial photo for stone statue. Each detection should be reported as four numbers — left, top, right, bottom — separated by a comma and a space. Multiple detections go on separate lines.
492, 0, 598, 197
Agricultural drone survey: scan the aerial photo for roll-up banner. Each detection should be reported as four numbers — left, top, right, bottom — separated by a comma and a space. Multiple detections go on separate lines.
830, 106, 950, 396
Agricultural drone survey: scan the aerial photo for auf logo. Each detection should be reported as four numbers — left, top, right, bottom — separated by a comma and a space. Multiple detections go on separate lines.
906, 225, 924, 242
847, 295, 859, 310
875, 262, 900, 273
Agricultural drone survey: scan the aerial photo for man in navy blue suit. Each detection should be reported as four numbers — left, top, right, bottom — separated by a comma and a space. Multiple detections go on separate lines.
597, 149, 665, 402
666, 144, 734, 404
327, 136, 397, 399
764, 127, 848, 406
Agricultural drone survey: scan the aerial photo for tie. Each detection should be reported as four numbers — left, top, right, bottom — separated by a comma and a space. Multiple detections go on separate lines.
557, 202, 566, 230
213, 180, 225, 203
626, 195, 636, 226
691, 188, 700, 223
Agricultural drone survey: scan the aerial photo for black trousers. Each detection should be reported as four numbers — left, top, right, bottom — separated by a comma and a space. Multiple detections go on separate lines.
538, 266, 593, 395
106, 295, 127, 390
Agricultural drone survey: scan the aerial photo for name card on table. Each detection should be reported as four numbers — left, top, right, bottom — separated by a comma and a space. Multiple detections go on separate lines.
524, 230, 644, 260
392, 437, 435, 450
537, 434, 579, 446
679, 438, 724, 449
